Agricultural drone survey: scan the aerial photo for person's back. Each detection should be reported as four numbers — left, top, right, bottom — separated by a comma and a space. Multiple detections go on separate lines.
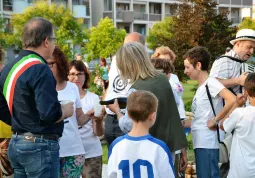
223, 73, 255, 178
108, 91, 175, 178
108, 134, 175, 178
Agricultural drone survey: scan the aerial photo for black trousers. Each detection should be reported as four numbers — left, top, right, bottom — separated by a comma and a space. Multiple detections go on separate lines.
104, 114, 124, 148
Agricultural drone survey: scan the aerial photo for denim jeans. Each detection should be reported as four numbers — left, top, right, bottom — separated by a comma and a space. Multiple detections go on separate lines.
8, 135, 60, 178
194, 148, 220, 178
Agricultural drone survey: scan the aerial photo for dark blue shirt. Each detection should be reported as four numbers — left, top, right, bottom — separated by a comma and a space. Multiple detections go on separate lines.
0, 50, 63, 136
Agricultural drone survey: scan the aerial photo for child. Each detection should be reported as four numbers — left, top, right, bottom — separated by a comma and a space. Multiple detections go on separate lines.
107, 90, 175, 178
223, 73, 255, 178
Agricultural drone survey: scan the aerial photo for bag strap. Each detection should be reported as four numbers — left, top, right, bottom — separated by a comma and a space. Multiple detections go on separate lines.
218, 55, 245, 63
205, 84, 222, 143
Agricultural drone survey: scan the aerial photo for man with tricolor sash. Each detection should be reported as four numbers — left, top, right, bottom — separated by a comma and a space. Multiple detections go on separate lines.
0, 17, 74, 178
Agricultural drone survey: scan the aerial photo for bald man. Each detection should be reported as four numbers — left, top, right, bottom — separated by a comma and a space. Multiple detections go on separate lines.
104, 32, 145, 148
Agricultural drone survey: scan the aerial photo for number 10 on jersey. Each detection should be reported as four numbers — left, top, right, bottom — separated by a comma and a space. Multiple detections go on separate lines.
118, 159, 154, 178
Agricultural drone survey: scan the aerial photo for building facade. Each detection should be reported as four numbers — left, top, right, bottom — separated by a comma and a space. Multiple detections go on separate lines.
99, 0, 253, 36
0, 0, 92, 29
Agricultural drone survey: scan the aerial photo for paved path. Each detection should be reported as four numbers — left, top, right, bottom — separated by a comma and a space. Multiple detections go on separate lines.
102, 164, 108, 178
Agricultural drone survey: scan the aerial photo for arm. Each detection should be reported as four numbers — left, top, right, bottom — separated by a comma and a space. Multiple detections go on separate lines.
32, 65, 63, 125
207, 88, 236, 130
217, 72, 247, 88
92, 116, 104, 136
76, 108, 92, 126
220, 94, 246, 130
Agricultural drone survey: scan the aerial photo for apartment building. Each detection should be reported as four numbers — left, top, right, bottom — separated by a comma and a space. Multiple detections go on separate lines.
99, 0, 253, 36
0, 0, 92, 29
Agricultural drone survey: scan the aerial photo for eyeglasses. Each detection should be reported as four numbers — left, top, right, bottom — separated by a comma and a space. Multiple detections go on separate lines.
68, 73, 85, 79
47, 62, 56, 68
48, 37, 57, 43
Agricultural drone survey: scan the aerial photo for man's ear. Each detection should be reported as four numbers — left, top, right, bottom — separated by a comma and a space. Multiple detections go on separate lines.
196, 62, 202, 70
43, 37, 49, 48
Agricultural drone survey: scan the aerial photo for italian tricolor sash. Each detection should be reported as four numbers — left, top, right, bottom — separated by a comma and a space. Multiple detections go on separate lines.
3, 54, 45, 114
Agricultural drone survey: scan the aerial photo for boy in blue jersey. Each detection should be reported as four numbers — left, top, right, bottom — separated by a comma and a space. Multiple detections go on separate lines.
108, 90, 175, 178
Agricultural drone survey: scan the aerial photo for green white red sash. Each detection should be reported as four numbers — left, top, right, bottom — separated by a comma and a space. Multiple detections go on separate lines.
3, 54, 45, 114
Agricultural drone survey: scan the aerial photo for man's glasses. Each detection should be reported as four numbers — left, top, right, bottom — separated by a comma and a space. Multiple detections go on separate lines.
48, 37, 57, 43
47, 62, 56, 68
68, 73, 85, 79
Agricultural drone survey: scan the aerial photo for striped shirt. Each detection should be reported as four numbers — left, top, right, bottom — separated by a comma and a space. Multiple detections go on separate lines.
209, 50, 243, 95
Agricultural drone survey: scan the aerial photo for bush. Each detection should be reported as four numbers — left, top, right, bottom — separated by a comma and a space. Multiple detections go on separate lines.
185, 100, 192, 112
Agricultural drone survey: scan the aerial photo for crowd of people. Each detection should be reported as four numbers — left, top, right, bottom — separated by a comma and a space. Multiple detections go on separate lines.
0, 16, 255, 178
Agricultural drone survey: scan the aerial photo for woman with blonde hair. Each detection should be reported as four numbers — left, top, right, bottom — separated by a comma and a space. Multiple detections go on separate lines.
108, 42, 188, 173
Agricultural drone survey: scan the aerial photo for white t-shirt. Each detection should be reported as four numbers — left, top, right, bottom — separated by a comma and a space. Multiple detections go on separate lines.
105, 56, 131, 114
108, 134, 175, 178
191, 77, 224, 149
209, 50, 242, 95
169, 74, 186, 119
79, 91, 102, 159
224, 106, 255, 178
58, 82, 85, 157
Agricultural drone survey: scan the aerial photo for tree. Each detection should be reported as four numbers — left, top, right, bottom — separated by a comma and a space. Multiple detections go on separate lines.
147, 0, 236, 81
4, 2, 86, 58
239, 17, 255, 30
82, 17, 126, 62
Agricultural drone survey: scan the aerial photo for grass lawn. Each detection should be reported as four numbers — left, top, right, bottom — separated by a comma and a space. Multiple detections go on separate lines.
102, 80, 198, 164
182, 80, 197, 103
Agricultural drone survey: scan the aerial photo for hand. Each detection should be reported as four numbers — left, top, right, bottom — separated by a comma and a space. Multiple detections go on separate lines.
107, 99, 120, 114
238, 72, 248, 86
92, 113, 104, 123
62, 102, 74, 118
179, 148, 188, 171
207, 119, 217, 130
86, 109, 94, 117
236, 93, 247, 107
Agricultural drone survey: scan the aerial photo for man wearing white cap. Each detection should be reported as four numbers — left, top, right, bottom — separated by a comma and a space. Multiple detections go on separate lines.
210, 29, 255, 95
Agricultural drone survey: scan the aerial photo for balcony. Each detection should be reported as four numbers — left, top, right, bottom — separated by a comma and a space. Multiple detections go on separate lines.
73, 5, 86, 18
3, 0, 13, 11
149, 14, 161, 21
231, 17, 240, 24
117, 11, 134, 23
134, 12, 148, 21
103, 11, 113, 19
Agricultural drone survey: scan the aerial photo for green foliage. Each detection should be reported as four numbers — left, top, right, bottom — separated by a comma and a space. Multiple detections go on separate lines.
82, 17, 126, 62
187, 133, 195, 161
239, 18, 255, 30
147, 0, 236, 82
3, 2, 87, 58
88, 67, 104, 96
184, 100, 192, 112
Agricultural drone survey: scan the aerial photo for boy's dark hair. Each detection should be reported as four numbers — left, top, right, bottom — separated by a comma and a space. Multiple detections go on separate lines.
127, 91, 158, 122
150, 58, 175, 74
244, 73, 255, 97
183, 46, 210, 71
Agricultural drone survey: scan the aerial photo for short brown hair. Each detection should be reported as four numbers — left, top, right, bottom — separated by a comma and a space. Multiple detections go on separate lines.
183, 46, 210, 71
69, 60, 90, 89
100, 58, 107, 66
53, 46, 69, 82
151, 46, 176, 61
244, 73, 255, 97
127, 91, 158, 122
150, 58, 175, 74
